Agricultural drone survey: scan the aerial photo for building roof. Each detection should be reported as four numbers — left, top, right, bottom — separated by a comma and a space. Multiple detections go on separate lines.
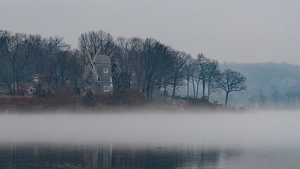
94, 55, 111, 64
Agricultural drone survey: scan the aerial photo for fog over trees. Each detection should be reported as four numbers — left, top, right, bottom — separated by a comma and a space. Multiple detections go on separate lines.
0, 29, 249, 107
221, 62, 300, 108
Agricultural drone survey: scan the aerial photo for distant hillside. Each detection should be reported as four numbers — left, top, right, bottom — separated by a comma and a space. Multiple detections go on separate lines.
221, 62, 300, 93
219, 62, 300, 107
177, 62, 300, 108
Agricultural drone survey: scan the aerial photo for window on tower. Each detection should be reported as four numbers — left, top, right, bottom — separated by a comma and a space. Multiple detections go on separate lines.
104, 86, 110, 92
104, 68, 108, 73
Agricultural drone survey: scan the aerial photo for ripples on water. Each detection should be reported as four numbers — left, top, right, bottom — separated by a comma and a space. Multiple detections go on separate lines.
0, 110, 300, 168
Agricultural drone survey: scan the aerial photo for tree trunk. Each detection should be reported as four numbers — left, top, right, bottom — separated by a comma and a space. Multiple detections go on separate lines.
146, 86, 150, 101
202, 81, 205, 97
150, 86, 153, 101
186, 79, 189, 100
196, 80, 201, 98
207, 80, 211, 100
171, 78, 177, 104
225, 92, 229, 107
164, 85, 167, 105
192, 79, 196, 98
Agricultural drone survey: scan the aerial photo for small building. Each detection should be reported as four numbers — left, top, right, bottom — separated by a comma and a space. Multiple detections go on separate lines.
91, 55, 113, 94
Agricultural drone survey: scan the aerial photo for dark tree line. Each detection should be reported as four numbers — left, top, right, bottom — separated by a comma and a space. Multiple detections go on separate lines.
0, 30, 246, 106
0, 30, 83, 95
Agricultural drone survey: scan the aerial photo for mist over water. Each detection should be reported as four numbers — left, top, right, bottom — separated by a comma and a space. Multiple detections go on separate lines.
1, 110, 300, 149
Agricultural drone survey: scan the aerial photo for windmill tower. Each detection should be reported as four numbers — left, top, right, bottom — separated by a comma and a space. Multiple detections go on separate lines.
82, 47, 113, 94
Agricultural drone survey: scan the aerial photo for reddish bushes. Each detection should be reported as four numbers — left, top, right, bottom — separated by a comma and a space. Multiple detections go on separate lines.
187, 96, 216, 109
0, 96, 37, 111
0, 88, 147, 112
92, 89, 146, 107
107, 89, 145, 105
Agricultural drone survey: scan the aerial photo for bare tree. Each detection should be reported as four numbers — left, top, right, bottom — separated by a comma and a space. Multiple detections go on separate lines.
270, 86, 280, 108
193, 54, 210, 98
258, 89, 267, 108
206, 59, 221, 100
68, 49, 84, 93
183, 56, 196, 99
132, 38, 174, 101
128, 38, 145, 92
169, 51, 190, 103
48, 50, 78, 91
78, 30, 115, 58
0, 31, 42, 95
0, 30, 9, 52
0, 31, 10, 91
218, 69, 246, 107
112, 37, 142, 90
35, 37, 73, 92
145, 39, 174, 100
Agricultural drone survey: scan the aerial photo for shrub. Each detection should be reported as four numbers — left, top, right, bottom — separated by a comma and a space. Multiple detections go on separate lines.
187, 96, 216, 109
82, 90, 96, 107
109, 89, 146, 106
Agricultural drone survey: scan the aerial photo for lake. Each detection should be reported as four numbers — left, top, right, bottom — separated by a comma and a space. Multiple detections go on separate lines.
0, 110, 299, 168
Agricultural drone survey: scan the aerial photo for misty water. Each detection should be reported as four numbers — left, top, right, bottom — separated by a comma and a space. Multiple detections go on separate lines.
1, 110, 300, 168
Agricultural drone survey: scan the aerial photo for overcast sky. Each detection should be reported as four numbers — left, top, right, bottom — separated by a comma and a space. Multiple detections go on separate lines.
1, 0, 299, 64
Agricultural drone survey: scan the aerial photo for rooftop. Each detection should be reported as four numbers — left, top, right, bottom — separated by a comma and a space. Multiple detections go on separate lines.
94, 55, 111, 64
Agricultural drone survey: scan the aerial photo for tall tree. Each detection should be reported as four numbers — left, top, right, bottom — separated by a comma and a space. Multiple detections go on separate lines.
206, 59, 221, 100
133, 38, 174, 100
48, 50, 78, 91
0, 31, 42, 95
193, 54, 209, 98
68, 49, 84, 93
145, 39, 174, 100
169, 51, 190, 103
78, 30, 115, 58
112, 37, 142, 90
0, 31, 10, 90
258, 89, 267, 108
218, 69, 246, 107
183, 57, 196, 99
37, 37, 73, 92
270, 85, 280, 108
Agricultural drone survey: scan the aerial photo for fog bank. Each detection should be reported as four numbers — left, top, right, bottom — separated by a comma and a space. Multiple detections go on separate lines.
0, 110, 299, 149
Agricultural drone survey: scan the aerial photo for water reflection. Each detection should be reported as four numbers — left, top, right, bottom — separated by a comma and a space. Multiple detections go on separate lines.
0, 144, 240, 168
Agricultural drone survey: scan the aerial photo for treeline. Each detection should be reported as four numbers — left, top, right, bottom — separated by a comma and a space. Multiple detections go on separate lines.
249, 88, 300, 109
0, 30, 246, 107
0, 30, 83, 95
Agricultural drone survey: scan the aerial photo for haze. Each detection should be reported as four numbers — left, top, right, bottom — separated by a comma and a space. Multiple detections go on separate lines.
1, 0, 299, 64
1, 110, 300, 149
